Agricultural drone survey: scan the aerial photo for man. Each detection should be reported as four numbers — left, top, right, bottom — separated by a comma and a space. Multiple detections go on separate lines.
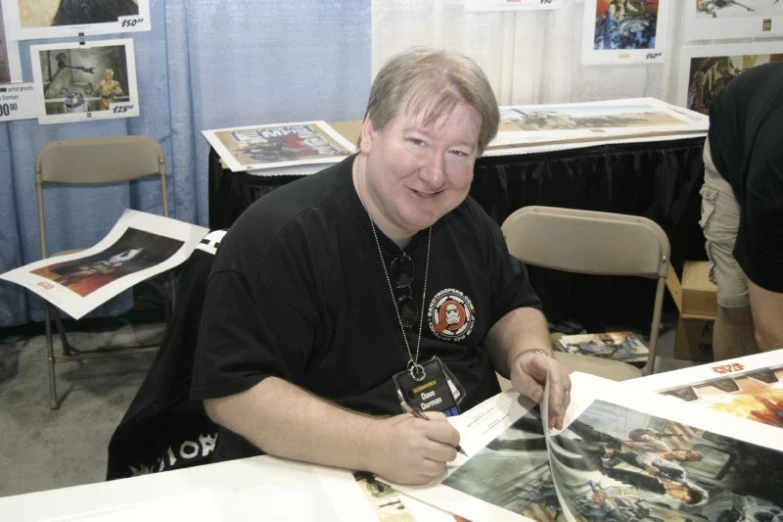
700, 62, 783, 360
191, 48, 570, 486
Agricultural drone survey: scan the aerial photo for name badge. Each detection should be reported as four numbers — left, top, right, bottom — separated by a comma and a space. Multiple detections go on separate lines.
392, 356, 465, 417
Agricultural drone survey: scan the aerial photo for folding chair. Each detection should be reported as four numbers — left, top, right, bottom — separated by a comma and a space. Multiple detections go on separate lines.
501, 205, 670, 379
36, 135, 172, 409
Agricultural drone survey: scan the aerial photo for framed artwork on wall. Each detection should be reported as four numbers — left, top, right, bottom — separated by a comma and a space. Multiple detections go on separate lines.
4, 0, 150, 40
30, 38, 139, 124
682, 0, 783, 42
677, 42, 783, 115
582, 0, 671, 65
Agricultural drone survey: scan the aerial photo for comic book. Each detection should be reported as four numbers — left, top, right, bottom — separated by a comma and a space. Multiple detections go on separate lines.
555, 331, 648, 366
390, 352, 783, 522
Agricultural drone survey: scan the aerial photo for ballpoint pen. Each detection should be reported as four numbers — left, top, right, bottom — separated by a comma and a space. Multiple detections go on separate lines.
410, 407, 469, 457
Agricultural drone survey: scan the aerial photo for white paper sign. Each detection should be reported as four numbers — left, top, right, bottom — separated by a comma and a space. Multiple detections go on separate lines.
465, 0, 564, 11
0, 82, 38, 122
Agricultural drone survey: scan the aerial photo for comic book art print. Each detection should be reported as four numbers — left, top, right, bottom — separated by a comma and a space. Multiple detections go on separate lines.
677, 42, 783, 115
683, 0, 783, 41
3, 0, 150, 40
30, 39, 139, 124
582, 0, 670, 65
202, 121, 357, 173
548, 397, 783, 521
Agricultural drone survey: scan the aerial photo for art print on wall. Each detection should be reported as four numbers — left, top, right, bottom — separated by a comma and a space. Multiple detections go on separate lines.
683, 0, 783, 41
677, 42, 783, 115
30, 38, 139, 124
4, 0, 150, 40
0, 0, 22, 83
582, 0, 671, 65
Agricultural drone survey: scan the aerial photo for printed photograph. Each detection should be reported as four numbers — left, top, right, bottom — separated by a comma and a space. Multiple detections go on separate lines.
31, 228, 183, 297
203, 121, 356, 172
660, 364, 783, 429
4, 0, 150, 39
678, 44, 783, 114
30, 39, 139, 124
549, 399, 783, 521
555, 332, 649, 365
443, 411, 563, 521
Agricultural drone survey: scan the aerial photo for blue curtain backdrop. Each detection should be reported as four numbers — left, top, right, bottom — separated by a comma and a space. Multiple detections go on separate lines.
0, 0, 371, 327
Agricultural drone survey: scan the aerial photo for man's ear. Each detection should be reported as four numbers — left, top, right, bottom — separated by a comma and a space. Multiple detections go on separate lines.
359, 117, 376, 154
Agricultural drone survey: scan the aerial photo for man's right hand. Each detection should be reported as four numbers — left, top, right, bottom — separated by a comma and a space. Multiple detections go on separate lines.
363, 411, 461, 485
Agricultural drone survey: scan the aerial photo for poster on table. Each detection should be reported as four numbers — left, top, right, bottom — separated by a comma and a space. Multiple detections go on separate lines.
677, 42, 783, 115
3, 0, 150, 40
30, 38, 139, 124
464, 0, 564, 11
582, 0, 671, 65
202, 121, 357, 173
0, 210, 208, 320
0, 0, 22, 84
683, 0, 783, 42
489, 97, 707, 150
392, 373, 783, 522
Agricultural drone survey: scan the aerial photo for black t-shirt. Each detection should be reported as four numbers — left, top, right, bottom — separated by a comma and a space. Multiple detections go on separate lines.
708, 62, 783, 292
191, 155, 542, 461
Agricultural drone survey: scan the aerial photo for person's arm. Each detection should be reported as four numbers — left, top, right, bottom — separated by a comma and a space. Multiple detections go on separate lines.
484, 307, 570, 429
203, 376, 461, 485
748, 279, 783, 350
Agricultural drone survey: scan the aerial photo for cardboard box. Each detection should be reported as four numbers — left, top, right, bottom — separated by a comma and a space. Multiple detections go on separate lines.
675, 318, 714, 362
680, 261, 718, 319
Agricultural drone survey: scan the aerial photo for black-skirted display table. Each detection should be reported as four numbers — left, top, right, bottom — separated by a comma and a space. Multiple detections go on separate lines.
208, 136, 707, 332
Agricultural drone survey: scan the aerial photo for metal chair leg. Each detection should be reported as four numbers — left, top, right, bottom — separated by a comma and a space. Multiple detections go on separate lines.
44, 303, 59, 410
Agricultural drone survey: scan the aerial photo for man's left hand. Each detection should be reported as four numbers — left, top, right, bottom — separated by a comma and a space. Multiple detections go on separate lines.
509, 350, 571, 430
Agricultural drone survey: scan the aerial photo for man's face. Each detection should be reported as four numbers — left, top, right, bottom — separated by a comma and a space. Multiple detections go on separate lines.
360, 100, 481, 239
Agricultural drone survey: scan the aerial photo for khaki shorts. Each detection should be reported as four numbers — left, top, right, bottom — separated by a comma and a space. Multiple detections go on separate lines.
700, 139, 749, 308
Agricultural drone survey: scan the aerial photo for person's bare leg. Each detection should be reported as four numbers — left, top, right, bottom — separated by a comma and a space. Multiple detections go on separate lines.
712, 305, 758, 361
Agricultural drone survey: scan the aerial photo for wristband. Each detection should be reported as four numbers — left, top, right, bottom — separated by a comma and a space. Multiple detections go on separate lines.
511, 348, 550, 367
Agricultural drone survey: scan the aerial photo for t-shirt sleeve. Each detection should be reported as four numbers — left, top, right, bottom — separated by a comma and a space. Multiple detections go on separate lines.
191, 265, 317, 401
479, 209, 543, 322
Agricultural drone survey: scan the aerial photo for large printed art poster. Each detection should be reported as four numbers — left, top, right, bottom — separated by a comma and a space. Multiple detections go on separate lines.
582, 0, 671, 65
3, 0, 150, 40
684, 0, 783, 41
677, 42, 783, 115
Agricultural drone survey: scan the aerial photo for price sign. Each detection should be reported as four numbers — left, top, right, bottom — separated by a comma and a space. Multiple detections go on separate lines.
0, 83, 38, 122
110, 102, 136, 115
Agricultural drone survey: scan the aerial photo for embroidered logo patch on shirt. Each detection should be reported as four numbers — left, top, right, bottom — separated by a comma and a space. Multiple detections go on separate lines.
428, 288, 475, 342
